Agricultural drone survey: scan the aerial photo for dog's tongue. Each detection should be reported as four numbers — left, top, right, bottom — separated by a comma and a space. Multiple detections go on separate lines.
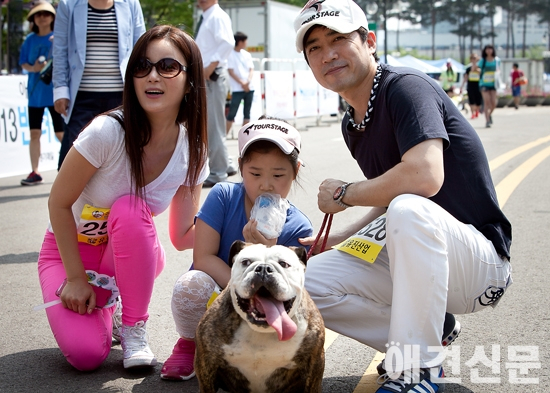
255, 296, 297, 341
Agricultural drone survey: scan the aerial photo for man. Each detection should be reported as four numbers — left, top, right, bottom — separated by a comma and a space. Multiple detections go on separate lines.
195, 0, 236, 187
294, 1, 512, 392
226, 31, 255, 135
510, 63, 524, 110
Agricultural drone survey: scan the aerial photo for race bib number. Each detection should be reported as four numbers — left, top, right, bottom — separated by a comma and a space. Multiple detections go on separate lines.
77, 204, 110, 246
334, 214, 386, 263
469, 71, 480, 82
482, 71, 495, 84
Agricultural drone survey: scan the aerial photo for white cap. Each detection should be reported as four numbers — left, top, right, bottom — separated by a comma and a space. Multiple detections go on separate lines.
294, 0, 369, 53
238, 119, 301, 158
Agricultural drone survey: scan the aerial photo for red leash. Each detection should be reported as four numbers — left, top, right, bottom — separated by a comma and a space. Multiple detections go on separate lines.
307, 213, 333, 260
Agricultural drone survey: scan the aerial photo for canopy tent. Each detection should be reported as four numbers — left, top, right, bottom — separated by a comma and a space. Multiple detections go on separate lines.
424, 58, 466, 73
379, 54, 407, 67
396, 55, 442, 74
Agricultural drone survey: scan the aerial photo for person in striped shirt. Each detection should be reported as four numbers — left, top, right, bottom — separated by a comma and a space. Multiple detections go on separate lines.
52, 0, 145, 170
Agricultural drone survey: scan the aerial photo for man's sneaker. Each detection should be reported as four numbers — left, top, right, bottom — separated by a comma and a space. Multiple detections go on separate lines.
20, 171, 43, 186
160, 338, 196, 380
111, 298, 122, 343
377, 313, 461, 375
121, 321, 157, 368
376, 366, 445, 393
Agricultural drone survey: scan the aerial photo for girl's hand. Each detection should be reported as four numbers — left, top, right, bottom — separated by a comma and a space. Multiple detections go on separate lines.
60, 278, 96, 314
243, 219, 277, 247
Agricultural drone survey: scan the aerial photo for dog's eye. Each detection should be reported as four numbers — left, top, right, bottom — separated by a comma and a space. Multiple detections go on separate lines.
241, 259, 252, 267
278, 261, 290, 268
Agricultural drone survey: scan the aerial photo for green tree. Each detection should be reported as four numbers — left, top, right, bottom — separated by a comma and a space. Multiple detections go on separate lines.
139, 0, 195, 32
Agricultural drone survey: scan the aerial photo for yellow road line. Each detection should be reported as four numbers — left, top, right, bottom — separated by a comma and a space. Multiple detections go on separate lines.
489, 135, 550, 171
324, 328, 339, 351
495, 145, 550, 207
352, 351, 386, 393
348, 135, 550, 393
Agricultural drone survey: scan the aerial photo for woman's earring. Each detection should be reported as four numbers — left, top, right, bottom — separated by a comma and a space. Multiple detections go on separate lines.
184, 94, 189, 103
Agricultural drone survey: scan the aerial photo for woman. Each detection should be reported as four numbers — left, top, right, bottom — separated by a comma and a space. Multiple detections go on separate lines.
161, 118, 313, 381
460, 53, 482, 119
37, 25, 208, 371
19, 1, 64, 185
52, 0, 145, 169
478, 45, 500, 128
440, 59, 456, 97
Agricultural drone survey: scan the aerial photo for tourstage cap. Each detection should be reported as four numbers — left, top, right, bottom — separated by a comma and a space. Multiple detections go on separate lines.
238, 119, 301, 158
294, 0, 369, 53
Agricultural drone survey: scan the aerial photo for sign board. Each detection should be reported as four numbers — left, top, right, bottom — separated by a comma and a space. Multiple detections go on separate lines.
0, 75, 61, 178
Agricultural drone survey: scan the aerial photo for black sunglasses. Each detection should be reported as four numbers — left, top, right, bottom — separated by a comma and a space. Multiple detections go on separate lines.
133, 58, 187, 79
34, 11, 53, 18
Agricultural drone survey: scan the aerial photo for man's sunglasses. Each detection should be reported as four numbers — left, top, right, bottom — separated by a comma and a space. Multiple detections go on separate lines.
133, 58, 187, 79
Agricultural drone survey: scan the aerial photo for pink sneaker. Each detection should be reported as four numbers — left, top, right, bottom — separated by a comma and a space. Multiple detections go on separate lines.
160, 338, 196, 380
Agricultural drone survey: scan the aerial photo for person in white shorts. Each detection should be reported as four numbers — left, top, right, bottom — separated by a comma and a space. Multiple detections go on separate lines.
293, 1, 512, 392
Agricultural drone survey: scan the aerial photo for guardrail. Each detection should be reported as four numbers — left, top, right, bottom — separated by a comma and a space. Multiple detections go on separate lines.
1, 60, 339, 178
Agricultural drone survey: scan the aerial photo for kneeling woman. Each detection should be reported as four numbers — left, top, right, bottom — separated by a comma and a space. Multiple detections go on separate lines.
37, 25, 208, 371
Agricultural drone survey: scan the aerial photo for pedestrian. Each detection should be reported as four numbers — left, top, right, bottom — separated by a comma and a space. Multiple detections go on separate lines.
226, 31, 255, 136
460, 53, 483, 119
19, 1, 64, 186
160, 117, 313, 381
194, 0, 236, 187
478, 44, 501, 128
37, 25, 209, 372
53, 0, 145, 170
293, 1, 512, 392
510, 63, 525, 110
440, 59, 456, 97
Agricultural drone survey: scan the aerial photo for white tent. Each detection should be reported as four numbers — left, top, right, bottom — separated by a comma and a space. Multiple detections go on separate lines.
396, 55, 442, 74
380, 54, 407, 67
424, 58, 466, 74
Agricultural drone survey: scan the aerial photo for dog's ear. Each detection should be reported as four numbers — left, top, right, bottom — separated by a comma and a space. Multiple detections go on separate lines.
228, 240, 247, 268
289, 246, 308, 267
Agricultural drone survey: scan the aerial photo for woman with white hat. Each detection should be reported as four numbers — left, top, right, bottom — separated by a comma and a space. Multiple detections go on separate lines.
19, 1, 65, 186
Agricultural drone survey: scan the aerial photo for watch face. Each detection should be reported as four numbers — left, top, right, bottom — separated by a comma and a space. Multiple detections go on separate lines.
333, 186, 343, 200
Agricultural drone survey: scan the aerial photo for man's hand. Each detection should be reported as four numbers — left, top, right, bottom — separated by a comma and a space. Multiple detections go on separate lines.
54, 99, 69, 117
318, 178, 348, 214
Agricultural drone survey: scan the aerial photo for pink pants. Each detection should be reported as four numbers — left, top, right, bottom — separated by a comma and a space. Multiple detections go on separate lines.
38, 195, 165, 371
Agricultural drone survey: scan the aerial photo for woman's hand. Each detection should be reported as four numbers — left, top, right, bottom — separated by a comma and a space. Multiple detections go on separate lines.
34, 58, 46, 72
242, 219, 277, 247
54, 98, 69, 117
59, 277, 96, 315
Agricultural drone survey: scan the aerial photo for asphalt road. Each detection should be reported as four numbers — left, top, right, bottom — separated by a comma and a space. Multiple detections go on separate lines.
1, 106, 549, 392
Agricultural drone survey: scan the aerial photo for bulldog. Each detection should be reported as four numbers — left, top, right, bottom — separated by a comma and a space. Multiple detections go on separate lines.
195, 241, 325, 393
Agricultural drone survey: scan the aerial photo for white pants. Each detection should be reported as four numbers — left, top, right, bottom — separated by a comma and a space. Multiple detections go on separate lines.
305, 194, 512, 368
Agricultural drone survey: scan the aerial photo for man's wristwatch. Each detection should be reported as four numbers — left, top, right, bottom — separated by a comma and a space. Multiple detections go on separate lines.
333, 182, 353, 209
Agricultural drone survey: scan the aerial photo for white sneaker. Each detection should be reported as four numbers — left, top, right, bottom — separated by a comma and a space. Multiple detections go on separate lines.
111, 298, 122, 343
121, 320, 157, 368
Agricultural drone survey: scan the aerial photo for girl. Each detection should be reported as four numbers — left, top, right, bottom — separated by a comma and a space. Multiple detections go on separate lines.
161, 118, 313, 381
478, 45, 501, 128
19, 1, 64, 185
38, 25, 208, 371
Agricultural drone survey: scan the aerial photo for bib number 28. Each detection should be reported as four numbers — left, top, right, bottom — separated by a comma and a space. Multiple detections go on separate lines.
334, 215, 387, 263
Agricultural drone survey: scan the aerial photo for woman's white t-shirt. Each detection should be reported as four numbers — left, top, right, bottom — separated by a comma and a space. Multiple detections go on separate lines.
48, 114, 208, 231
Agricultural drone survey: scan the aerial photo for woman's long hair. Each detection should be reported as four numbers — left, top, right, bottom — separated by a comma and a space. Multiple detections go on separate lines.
481, 45, 496, 59
111, 25, 208, 198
